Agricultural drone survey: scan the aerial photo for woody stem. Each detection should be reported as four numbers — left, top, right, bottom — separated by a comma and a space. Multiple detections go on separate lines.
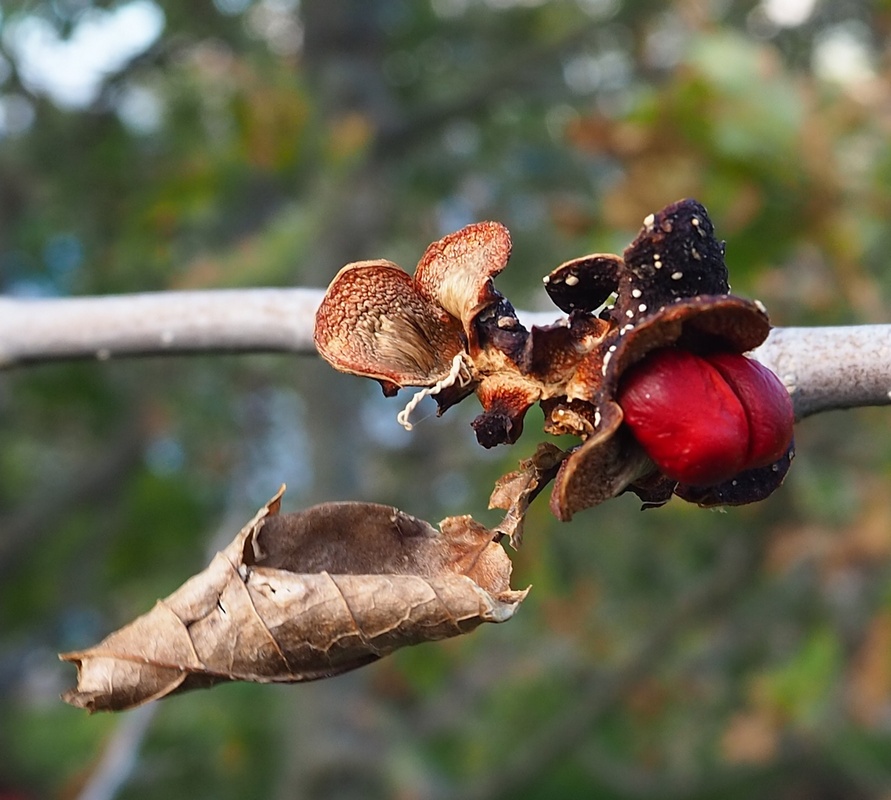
1, 290, 890, 420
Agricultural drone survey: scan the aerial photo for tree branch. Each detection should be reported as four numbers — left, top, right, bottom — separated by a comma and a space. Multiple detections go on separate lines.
2, 290, 889, 419
0, 289, 324, 367
751, 325, 891, 419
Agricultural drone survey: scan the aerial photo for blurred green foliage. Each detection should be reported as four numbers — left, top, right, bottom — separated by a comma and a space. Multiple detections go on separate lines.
1, 1, 891, 798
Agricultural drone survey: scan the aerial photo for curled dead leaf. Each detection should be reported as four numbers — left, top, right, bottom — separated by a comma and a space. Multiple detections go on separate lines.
60, 486, 527, 712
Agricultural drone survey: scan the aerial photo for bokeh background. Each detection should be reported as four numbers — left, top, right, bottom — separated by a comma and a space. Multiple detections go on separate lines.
2, 1, 891, 798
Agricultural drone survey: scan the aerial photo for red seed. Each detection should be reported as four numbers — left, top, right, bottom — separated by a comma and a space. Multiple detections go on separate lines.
617, 349, 794, 487
617, 349, 749, 486
703, 352, 794, 469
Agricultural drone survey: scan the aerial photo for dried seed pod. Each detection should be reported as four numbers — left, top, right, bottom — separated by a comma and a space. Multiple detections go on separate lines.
312, 199, 797, 520
549, 400, 655, 521
522, 314, 610, 386
616, 199, 729, 326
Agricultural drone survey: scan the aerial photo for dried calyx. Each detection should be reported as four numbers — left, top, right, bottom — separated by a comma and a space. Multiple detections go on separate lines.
314, 199, 795, 522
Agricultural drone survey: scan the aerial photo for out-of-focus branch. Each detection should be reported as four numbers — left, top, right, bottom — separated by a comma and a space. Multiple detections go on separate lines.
437, 534, 758, 800
2, 290, 890, 420
75, 705, 158, 800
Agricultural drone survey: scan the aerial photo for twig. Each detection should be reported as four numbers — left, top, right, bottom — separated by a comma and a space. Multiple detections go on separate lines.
2, 290, 890, 419
0, 289, 324, 367
75, 705, 158, 800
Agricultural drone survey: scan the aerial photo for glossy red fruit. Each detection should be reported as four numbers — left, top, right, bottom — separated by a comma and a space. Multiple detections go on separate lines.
703, 352, 794, 470
617, 349, 794, 487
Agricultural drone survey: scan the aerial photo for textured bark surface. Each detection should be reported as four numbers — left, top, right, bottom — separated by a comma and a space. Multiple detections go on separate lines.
61, 487, 526, 712
3, 296, 889, 426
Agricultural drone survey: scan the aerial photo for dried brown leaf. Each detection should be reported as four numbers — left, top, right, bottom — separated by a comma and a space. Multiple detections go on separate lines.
61, 486, 527, 712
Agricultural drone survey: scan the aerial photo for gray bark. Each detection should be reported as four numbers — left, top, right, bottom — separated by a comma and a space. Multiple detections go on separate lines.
2, 290, 889, 419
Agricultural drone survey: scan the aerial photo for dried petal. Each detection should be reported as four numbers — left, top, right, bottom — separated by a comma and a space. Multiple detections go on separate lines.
549, 401, 654, 521
543, 254, 622, 314
616, 199, 728, 325
314, 260, 465, 393
415, 221, 512, 336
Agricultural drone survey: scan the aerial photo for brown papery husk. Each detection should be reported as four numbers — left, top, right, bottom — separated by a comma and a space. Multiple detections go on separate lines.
60, 486, 527, 712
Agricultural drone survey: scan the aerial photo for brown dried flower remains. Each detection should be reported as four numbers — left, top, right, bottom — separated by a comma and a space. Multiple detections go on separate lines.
315, 199, 794, 523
